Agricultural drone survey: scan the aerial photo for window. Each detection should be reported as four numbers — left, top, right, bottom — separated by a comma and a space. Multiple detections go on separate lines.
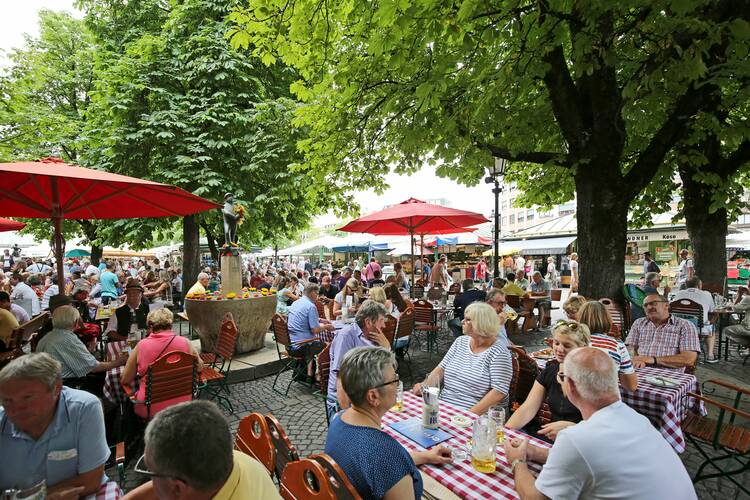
559, 209, 575, 217
518, 214, 525, 222
502, 216, 507, 225
527, 212, 534, 221
509, 215, 515, 224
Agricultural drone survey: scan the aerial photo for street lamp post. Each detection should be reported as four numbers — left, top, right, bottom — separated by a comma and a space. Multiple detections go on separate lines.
485, 157, 508, 279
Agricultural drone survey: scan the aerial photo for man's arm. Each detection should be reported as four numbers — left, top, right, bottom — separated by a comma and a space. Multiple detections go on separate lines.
121, 480, 157, 499
46, 466, 104, 498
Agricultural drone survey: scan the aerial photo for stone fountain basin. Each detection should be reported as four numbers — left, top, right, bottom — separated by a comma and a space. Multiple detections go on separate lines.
184, 295, 276, 353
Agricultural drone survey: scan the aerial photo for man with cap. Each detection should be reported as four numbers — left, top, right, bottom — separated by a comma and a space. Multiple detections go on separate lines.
105, 280, 150, 342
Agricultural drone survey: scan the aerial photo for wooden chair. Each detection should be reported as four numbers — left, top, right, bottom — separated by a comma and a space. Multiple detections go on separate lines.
599, 298, 629, 340
507, 352, 521, 405
309, 454, 362, 500
315, 343, 335, 425
549, 289, 562, 313
412, 300, 438, 355
121, 351, 199, 421
199, 313, 238, 413
265, 413, 300, 483
505, 295, 523, 335
669, 298, 704, 364
520, 297, 538, 333
0, 328, 25, 370
315, 300, 327, 320
702, 282, 725, 296
382, 314, 397, 347
682, 379, 750, 495
235, 413, 275, 476
393, 308, 415, 377
280, 458, 340, 500
272, 314, 308, 396
508, 346, 540, 410
411, 284, 425, 299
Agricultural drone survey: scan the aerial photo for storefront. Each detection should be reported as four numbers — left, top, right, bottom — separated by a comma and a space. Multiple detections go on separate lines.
624, 229, 691, 282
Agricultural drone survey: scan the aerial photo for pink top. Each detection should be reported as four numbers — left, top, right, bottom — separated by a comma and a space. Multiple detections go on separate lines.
134, 330, 192, 418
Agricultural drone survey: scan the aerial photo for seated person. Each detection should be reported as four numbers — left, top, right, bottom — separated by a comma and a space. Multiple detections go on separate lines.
515, 270, 530, 291
625, 293, 700, 372
121, 401, 280, 500
501, 273, 526, 297
0, 353, 113, 498
121, 308, 202, 419
333, 278, 361, 318
529, 271, 551, 327
506, 321, 589, 441
0, 298, 19, 350
393, 262, 409, 291
384, 282, 411, 317
723, 288, 750, 352
105, 281, 150, 342
673, 276, 718, 363
562, 295, 587, 321
326, 346, 451, 499
326, 300, 390, 419
367, 286, 396, 316
143, 279, 169, 302
0, 290, 30, 324
37, 305, 127, 395
185, 272, 209, 296
485, 289, 517, 347
577, 301, 638, 391
367, 269, 386, 288
352, 269, 367, 292
318, 274, 339, 301
275, 276, 298, 314
413, 302, 513, 414
631, 271, 670, 321
287, 283, 334, 380
505, 348, 696, 500
447, 279, 487, 338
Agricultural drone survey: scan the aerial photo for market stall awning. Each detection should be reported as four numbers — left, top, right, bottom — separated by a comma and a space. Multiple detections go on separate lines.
483, 242, 523, 257
516, 236, 577, 255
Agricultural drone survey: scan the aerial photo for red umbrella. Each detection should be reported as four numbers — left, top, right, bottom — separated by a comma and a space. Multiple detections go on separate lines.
0, 218, 25, 232
338, 198, 488, 285
0, 157, 220, 286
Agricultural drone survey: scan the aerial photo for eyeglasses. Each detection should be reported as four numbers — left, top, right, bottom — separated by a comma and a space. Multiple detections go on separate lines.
554, 319, 580, 329
372, 376, 400, 389
489, 300, 506, 306
462, 317, 472, 322
134, 454, 186, 482
643, 300, 668, 307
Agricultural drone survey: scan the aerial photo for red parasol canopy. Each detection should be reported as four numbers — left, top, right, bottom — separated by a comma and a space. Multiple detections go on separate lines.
0, 157, 220, 286
338, 198, 488, 285
0, 218, 25, 232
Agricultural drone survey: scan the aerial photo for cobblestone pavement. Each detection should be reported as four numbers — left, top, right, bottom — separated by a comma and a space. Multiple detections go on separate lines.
114, 305, 750, 499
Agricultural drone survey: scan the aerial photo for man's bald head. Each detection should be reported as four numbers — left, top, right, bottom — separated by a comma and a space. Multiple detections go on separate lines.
565, 347, 620, 406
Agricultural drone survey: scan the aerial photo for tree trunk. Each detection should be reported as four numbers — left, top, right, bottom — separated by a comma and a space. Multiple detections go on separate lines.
90, 244, 103, 266
680, 165, 728, 287
183, 214, 201, 290
200, 222, 220, 263
575, 172, 630, 304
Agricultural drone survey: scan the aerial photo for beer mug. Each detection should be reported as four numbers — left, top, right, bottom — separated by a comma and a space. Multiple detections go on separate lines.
421, 380, 440, 429
391, 381, 404, 412
471, 416, 497, 473
488, 406, 506, 444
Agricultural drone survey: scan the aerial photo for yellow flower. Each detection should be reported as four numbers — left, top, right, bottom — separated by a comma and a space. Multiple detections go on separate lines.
226, 292, 237, 299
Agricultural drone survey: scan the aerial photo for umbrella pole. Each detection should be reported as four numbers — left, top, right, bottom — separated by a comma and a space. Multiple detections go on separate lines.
50, 179, 65, 291
410, 230, 415, 288
419, 234, 424, 281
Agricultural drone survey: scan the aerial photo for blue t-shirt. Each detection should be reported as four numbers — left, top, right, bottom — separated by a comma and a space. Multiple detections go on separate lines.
287, 296, 320, 346
99, 270, 119, 299
325, 416, 422, 499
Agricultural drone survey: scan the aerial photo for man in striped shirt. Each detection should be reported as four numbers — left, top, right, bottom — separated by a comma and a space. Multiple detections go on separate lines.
624, 293, 700, 372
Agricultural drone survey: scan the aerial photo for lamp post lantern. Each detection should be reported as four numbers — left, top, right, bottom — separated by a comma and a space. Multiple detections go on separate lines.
485, 157, 508, 279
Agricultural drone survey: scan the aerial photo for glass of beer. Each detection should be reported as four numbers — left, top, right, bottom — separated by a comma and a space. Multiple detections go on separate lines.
391, 381, 404, 412
470, 416, 497, 473
506, 310, 518, 321
488, 406, 506, 444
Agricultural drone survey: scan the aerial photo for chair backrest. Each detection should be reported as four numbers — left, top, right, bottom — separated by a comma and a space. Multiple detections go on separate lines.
395, 307, 414, 339
508, 346, 539, 408
265, 413, 300, 482
411, 284, 424, 299
448, 282, 461, 295
426, 287, 443, 301
8, 328, 24, 350
145, 351, 197, 414
18, 312, 49, 341
317, 343, 332, 394
215, 312, 238, 360
413, 299, 434, 324
272, 314, 292, 348
507, 352, 521, 406
382, 315, 397, 346
550, 289, 562, 302
309, 454, 362, 500
315, 300, 326, 319
506, 295, 521, 309
280, 458, 339, 500
235, 413, 275, 476
701, 282, 724, 296
599, 297, 628, 336
669, 298, 704, 329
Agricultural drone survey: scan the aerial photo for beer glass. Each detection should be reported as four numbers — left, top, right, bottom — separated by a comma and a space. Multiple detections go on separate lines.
471, 416, 496, 473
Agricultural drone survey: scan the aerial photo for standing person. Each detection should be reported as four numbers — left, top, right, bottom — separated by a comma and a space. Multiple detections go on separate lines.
569, 252, 579, 292
429, 256, 449, 287
545, 257, 558, 288
514, 254, 525, 274
28, 259, 52, 275
643, 251, 660, 276
475, 257, 488, 282
421, 257, 432, 282
99, 262, 119, 305
2, 249, 14, 273
677, 249, 694, 289
505, 348, 696, 500
363, 257, 381, 282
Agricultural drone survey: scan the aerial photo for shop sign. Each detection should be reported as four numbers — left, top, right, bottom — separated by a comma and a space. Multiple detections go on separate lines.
626, 230, 688, 242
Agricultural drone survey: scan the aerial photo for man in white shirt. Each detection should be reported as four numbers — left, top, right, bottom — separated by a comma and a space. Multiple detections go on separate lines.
514, 254, 525, 273
505, 347, 695, 500
84, 260, 100, 278
0, 292, 30, 324
673, 276, 717, 363
677, 249, 694, 289
27, 259, 51, 274
9, 273, 40, 316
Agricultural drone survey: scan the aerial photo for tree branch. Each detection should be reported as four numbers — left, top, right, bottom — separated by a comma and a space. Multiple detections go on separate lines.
476, 142, 570, 166
541, 45, 585, 151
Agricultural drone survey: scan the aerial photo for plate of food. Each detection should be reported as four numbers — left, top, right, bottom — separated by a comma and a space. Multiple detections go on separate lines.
450, 415, 472, 428
644, 376, 679, 388
531, 347, 554, 360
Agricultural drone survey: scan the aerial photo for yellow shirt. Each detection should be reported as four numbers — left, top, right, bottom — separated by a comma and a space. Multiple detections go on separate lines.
214, 450, 281, 500
186, 281, 206, 296
0, 308, 19, 347
502, 283, 525, 297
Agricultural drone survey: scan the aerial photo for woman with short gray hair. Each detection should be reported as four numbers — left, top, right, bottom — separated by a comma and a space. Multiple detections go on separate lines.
325, 346, 451, 499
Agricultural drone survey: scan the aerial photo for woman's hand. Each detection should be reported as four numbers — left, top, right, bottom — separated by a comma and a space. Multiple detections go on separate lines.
412, 446, 452, 466
411, 382, 423, 395
537, 420, 575, 440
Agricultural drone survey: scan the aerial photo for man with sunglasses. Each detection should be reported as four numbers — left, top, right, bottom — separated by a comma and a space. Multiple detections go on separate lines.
624, 293, 700, 371
125, 401, 279, 499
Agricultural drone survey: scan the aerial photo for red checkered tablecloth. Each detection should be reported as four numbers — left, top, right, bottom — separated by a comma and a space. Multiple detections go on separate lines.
624, 367, 705, 454
103, 341, 128, 406
82, 480, 121, 500
382, 391, 551, 499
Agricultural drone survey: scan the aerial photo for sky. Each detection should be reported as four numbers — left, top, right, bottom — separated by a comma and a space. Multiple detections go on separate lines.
2, 1, 497, 228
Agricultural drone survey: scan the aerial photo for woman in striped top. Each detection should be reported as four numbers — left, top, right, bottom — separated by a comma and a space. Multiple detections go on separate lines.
578, 301, 638, 391
412, 302, 513, 414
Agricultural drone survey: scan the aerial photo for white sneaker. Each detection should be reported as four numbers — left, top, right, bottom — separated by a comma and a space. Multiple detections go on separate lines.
706, 357, 719, 364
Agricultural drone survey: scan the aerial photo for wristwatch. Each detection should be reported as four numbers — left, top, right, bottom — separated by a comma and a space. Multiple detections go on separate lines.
510, 458, 527, 474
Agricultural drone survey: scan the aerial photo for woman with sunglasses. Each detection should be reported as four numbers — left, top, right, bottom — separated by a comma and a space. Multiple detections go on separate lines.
333, 278, 361, 317
412, 302, 513, 414
506, 320, 590, 441
325, 346, 451, 499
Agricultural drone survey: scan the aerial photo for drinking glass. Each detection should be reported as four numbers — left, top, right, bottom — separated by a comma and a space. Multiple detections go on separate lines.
471, 416, 496, 473
4, 478, 46, 500
127, 330, 140, 353
391, 380, 404, 412
488, 406, 506, 444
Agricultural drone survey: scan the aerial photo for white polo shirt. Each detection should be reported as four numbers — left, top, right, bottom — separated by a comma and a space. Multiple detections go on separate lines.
536, 401, 696, 500
672, 287, 714, 335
